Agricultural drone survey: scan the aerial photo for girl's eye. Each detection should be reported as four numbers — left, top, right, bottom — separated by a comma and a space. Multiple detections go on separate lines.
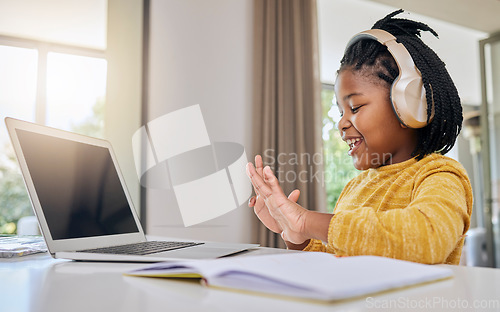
351, 105, 363, 113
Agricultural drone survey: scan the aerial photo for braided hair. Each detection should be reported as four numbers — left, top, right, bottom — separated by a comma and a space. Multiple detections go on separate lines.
339, 9, 462, 160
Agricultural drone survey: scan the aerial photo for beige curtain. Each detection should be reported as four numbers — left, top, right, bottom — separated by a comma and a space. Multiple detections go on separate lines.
252, 0, 326, 248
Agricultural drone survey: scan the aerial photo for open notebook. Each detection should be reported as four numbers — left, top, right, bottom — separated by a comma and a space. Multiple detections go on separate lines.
126, 252, 453, 302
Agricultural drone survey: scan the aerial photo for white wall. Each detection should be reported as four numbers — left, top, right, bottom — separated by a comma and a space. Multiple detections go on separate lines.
317, 0, 487, 105
146, 0, 256, 243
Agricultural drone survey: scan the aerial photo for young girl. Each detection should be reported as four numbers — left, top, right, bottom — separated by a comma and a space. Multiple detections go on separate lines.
246, 10, 473, 265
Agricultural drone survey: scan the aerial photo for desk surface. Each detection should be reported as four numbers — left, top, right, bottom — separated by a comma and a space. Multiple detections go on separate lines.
1, 247, 500, 312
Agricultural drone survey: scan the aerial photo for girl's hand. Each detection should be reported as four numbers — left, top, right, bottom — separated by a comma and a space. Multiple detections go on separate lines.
249, 190, 301, 235
248, 156, 301, 235
246, 160, 310, 245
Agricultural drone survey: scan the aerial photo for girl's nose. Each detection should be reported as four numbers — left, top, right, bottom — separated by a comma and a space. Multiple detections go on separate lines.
337, 115, 351, 132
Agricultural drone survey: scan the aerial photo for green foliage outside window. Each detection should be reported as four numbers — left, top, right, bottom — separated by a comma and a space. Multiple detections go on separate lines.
321, 86, 359, 213
0, 147, 32, 234
70, 97, 105, 139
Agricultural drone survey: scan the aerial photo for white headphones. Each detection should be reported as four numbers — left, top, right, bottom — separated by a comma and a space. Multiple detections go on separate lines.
345, 29, 434, 128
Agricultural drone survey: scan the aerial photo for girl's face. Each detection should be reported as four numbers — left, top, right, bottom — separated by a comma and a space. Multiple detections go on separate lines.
334, 69, 418, 170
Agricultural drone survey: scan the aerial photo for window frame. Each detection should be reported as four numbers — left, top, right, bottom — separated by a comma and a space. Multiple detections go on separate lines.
0, 34, 106, 125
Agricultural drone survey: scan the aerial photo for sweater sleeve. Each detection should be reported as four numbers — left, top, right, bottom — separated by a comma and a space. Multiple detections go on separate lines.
326, 167, 472, 264
302, 239, 326, 252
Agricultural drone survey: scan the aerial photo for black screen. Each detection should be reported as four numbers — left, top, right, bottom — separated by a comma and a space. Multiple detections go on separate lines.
16, 129, 139, 240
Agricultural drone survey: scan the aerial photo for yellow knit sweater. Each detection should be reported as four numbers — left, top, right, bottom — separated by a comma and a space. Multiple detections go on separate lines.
304, 154, 473, 265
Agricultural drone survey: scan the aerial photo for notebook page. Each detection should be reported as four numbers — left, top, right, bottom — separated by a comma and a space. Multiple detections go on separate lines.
128, 252, 453, 301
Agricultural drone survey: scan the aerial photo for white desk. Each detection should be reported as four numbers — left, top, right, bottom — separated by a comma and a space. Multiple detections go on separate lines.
1, 247, 500, 312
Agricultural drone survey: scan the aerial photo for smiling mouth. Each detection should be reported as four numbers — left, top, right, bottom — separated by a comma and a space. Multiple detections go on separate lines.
346, 138, 363, 155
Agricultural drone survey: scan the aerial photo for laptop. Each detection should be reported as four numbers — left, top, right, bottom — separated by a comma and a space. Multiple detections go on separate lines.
5, 117, 258, 262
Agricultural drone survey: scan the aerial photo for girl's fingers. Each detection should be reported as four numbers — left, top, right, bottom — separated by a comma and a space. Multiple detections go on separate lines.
255, 155, 264, 178
249, 155, 264, 197
248, 162, 290, 212
288, 189, 300, 203
263, 166, 285, 196
246, 163, 273, 199
248, 196, 256, 207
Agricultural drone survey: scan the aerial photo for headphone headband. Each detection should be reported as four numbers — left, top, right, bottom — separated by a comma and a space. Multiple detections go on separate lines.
345, 29, 434, 128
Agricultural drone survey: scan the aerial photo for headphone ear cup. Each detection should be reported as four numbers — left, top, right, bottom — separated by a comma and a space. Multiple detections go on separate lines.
391, 76, 430, 128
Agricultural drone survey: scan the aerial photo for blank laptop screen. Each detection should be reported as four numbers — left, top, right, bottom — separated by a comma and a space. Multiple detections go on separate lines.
16, 129, 139, 240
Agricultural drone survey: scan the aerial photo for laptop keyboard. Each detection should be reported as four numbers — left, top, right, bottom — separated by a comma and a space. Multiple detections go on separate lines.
80, 241, 204, 255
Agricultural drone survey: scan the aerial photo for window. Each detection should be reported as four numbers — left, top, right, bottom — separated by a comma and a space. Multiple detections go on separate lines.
321, 83, 359, 212
46, 52, 106, 137
0, 44, 38, 234
0, 0, 107, 234
0, 38, 106, 234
